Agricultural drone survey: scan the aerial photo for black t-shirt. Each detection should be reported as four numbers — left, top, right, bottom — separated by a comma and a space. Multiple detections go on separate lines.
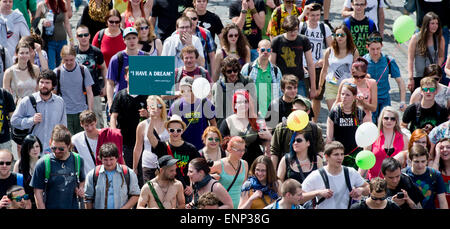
152, 0, 184, 41
110, 90, 148, 146
229, 0, 266, 49
198, 11, 224, 41
402, 102, 448, 133
345, 16, 377, 57
386, 173, 425, 210
75, 45, 105, 96
350, 198, 401, 209
416, 1, 449, 27
0, 173, 19, 197
266, 97, 293, 127
152, 141, 201, 187
0, 89, 15, 143
271, 34, 311, 80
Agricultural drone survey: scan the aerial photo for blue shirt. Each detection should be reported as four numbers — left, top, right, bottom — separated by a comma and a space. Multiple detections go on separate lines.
404, 167, 446, 209
105, 170, 115, 209
364, 53, 400, 99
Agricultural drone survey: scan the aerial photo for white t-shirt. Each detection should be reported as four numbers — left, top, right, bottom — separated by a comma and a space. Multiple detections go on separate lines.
161, 34, 205, 69
72, 131, 98, 175
299, 21, 332, 66
344, 0, 386, 26
302, 166, 366, 209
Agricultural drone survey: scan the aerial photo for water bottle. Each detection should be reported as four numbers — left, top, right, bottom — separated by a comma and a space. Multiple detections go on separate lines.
45, 10, 55, 36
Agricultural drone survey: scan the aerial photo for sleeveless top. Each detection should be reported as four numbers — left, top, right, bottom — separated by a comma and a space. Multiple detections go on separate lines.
219, 159, 246, 209
124, 15, 135, 28
414, 38, 439, 79
43, 5, 67, 41
226, 118, 258, 147
356, 78, 376, 118
11, 68, 36, 103
326, 50, 354, 86
222, 48, 246, 67
368, 130, 404, 180
285, 155, 318, 184
140, 40, 158, 56
142, 119, 169, 168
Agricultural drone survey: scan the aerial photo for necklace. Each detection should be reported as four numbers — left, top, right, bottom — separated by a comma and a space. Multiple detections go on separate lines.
17, 65, 28, 71
229, 159, 239, 172
156, 181, 170, 202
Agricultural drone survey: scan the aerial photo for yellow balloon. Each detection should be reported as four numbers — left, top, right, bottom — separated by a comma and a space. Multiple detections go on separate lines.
287, 110, 309, 131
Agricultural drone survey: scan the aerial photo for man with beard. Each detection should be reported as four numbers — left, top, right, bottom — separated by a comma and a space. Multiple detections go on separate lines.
11, 70, 67, 152
137, 155, 185, 209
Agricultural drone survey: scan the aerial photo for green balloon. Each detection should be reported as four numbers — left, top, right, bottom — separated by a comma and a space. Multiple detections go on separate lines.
355, 150, 376, 170
393, 15, 416, 44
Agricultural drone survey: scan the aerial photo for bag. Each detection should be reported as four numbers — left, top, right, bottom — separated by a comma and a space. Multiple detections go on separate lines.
147, 181, 166, 209
0, 45, 5, 72
403, 0, 417, 13
12, 95, 38, 145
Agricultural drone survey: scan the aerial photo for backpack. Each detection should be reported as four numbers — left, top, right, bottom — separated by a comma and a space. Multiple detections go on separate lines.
175, 66, 208, 84
300, 22, 328, 49
11, 95, 38, 145
92, 164, 131, 199
315, 166, 353, 209
97, 28, 123, 48
56, 64, 87, 104
16, 173, 23, 187
0, 45, 5, 72
245, 61, 279, 77
43, 152, 81, 189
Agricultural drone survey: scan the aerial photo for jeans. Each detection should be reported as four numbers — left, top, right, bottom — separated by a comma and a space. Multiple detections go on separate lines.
297, 79, 307, 97
372, 97, 391, 124
47, 40, 67, 70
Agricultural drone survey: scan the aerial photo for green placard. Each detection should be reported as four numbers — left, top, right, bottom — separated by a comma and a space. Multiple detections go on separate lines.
129, 56, 175, 95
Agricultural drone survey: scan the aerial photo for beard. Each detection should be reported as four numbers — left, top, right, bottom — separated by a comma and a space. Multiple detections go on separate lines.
40, 88, 52, 96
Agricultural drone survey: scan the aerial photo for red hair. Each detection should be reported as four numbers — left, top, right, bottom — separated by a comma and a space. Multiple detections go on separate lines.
408, 129, 431, 151
232, 90, 258, 131
45, 0, 67, 13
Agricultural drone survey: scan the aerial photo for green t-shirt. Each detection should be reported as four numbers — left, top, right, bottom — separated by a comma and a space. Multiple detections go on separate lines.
13, 0, 36, 29
255, 64, 272, 117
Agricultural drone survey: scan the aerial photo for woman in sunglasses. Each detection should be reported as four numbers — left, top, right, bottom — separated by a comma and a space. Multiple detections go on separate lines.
319, 24, 359, 111
335, 57, 377, 120
133, 96, 169, 184
394, 129, 432, 169
219, 90, 272, 167
92, 9, 126, 68
134, 17, 162, 56
409, 64, 450, 109
327, 83, 371, 169
212, 23, 251, 82
199, 126, 227, 162
121, 0, 153, 28
13, 134, 42, 209
361, 106, 408, 180
350, 177, 400, 209
277, 131, 323, 184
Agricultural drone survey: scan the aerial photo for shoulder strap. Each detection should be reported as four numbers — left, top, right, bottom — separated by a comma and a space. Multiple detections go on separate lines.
415, 102, 421, 125
98, 29, 105, 48
227, 160, 242, 192
199, 27, 207, 41
319, 22, 327, 48
93, 165, 101, 200
344, 17, 351, 30
84, 133, 96, 164
56, 67, 61, 96
368, 19, 375, 33
198, 66, 207, 80
44, 154, 51, 182
165, 142, 173, 157
343, 166, 353, 209
16, 173, 23, 187
121, 164, 130, 195
147, 181, 166, 209
318, 168, 330, 189
79, 65, 87, 105
300, 22, 308, 35
117, 51, 124, 80
73, 152, 81, 182
385, 55, 391, 75
0, 46, 5, 72
175, 67, 183, 83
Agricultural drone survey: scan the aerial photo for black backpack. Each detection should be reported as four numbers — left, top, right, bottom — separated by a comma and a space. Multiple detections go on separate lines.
300, 22, 328, 49
0, 45, 5, 72
97, 28, 123, 48
312, 167, 353, 209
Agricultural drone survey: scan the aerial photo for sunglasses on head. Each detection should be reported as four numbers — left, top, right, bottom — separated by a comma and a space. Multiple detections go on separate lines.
353, 74, 366, 79
343, 82, 357, 88
207, 137, 220, 142
293, 138, 304, 143
140, 26, 149, 30
421, 87, 436, 93
368, 37, 382, 42
333, 33, 346, 38
77, 33, 89, 38
383, 116, 396, 121
51, 146, 65, 152
370, 195, 387, 201
0, 161, 12, 166
10, 194, 29, 202
226, 68, 239, 74
108, 20, 120, 24
168, 128, 183, 133
260, 48, 271, 53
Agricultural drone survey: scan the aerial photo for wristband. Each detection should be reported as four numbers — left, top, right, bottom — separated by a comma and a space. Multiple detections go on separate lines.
241, 9, 248, 14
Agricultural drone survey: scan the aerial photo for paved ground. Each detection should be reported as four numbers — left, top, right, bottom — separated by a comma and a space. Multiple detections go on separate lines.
68, 0, 415, 134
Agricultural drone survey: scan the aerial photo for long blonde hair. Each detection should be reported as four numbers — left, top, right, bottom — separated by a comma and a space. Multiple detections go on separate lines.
377, 106, 402, 133
147, 95, 167, 121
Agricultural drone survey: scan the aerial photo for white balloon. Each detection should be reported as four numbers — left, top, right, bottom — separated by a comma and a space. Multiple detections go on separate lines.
192, 77, 211, 99
355, 122, 379, 148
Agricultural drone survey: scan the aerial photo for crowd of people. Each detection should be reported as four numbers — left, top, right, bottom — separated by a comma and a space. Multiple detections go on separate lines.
0, 0, 449, 210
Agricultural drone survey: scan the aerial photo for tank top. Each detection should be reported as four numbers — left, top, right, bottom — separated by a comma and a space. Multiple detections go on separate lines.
227, 118, 258, 147
43, 5, 66, 41
414, 39, 439, 79
222, 48, 246, 67
285, 155, 318, 184
142, 119, 169, 168
368, 130, 404, 180
326, 50, 353, 85
219, 159, 246, 209
11, 68, 36, 103
356, 78, 375, 118
140, 40, 158, 56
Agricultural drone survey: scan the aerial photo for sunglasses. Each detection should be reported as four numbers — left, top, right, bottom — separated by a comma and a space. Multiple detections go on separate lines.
140, 26, 149, 30
228, 34, 239, 38
168, 128, 183, 133
226, 68, 239, 74
0, 161, 12, 166
51, 146, 65, 152
207, 137, 220, 142
77, 33, 89, 38
108, 20, 120, 24
353, 74, 366, 79
421, 87, 436, 93
333, 33, 346, 38
150, 104, 163, 109
260, 48, 271, 53
370, 195, 387, 201
10, 194, 30, 202
190, 17, 198, 21
383, 117, 396, 121
293, 138, 304, 143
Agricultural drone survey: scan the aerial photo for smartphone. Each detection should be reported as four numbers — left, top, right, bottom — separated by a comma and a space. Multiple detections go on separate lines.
397, 192, 404, 199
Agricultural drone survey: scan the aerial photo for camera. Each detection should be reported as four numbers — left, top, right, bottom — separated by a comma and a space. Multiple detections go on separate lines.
397, 192, 404, 199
